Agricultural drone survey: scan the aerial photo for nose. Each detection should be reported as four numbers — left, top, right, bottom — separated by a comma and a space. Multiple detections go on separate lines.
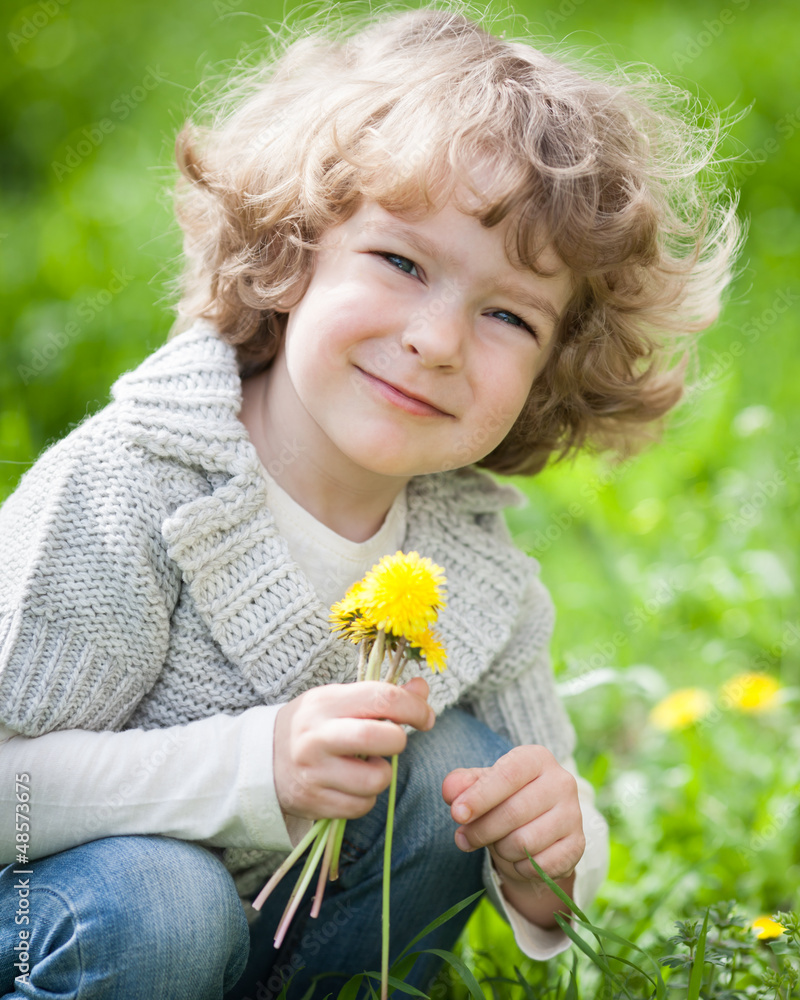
401, 305, 468, 370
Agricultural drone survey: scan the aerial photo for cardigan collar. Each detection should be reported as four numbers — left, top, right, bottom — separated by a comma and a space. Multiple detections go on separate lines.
110, 321, 547, 710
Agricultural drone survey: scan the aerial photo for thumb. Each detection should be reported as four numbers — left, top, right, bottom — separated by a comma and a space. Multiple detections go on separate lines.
442, 766, 484, 806
400, 676, 430, 700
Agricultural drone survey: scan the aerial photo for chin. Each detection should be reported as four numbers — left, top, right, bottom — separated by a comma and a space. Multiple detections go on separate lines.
342, 447, 435, 480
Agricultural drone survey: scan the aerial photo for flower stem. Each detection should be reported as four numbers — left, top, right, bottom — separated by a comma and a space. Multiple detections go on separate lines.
366, 630, 386, 681
274, 821, 331, 949
356, 640, 368, 683
328, 816, 348, 882
251, 818, 328, 911
381, 753, 399, 1000
383, 639, 408, 685
310, 822, 337, 918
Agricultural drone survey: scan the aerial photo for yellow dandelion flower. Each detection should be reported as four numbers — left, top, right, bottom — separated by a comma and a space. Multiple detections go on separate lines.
358, 551, 447, 639
329, 583, 376, 643
751, 916, 785, 940
329, 616, 375, 644
649, 688, 713, 731
407, 626, 447, 674
721, 672, 781, 713
331, 581, 367, 619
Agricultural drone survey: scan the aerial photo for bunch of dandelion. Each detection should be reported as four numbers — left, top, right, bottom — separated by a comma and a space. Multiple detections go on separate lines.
251, 551, 447, 999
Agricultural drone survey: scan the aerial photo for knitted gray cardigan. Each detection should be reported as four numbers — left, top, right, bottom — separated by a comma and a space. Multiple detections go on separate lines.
0, 321, 575, 864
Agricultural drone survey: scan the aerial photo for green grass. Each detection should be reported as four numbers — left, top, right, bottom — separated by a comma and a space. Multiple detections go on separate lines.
2, 0, 798, 994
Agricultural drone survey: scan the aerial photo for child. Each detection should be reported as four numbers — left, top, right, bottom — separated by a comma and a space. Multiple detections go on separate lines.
0, 3, 740, 997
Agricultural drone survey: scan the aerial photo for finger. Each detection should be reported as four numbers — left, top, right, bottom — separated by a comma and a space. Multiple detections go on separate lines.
450, 745, 550, 824
322, 754, 395, 798
287, 754, 393, 806
344, 680, 435, 731
314, 717, 408, 758
507, 832, 585, 882
456, 782, 585, 874
400, 676, 429, 699
441, 766, 484, 806
467, 793, 577, 859
306, 680, 432, 729
291, 786, 383, 821
455, 784, 546, 852
300, 681, 427, 721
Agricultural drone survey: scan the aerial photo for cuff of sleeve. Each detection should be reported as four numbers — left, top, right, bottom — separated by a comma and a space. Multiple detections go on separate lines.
235, 704, 309, 852
482, 851, 572, 960
282, 811, 314, 849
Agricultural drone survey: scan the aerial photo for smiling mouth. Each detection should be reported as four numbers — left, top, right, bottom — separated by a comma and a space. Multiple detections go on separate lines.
356, 368, 454, 417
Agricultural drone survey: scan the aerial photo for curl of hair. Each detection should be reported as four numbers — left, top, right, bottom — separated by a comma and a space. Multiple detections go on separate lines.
166, 0, 744, 475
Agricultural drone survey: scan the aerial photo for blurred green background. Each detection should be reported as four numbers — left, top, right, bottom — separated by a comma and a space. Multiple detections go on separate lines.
2, 0, 798, 987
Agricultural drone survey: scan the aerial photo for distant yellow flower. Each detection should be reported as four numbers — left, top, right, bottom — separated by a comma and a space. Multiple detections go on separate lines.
721, 672, 781, 713
358, 551, 447, 639
649, 688, 713, 731
751, 916, 785, 940
407, 626, 447, 674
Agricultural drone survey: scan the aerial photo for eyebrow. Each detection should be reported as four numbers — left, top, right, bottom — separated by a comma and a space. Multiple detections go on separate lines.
360, 219, 563, 325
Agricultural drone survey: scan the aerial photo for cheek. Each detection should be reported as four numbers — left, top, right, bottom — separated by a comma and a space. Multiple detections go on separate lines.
284, 303, 349, 376
453, 381, 532, 469
480, 364, 535, 429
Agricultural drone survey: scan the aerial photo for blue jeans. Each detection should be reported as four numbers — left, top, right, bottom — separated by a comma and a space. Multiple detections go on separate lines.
0, 708, 512, 999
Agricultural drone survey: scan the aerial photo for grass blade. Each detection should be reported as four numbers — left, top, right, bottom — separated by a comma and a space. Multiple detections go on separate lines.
388, 954, 418, 987
568, 914, 666, 996
394, 890, 484, 962
415, 947, 485, 1000
553, 914, 634, 999
687, 908, 710, 1000
513, 964, 540, 1000
362, 972, 430, 997
525, 853, 590, 924
336, 975, 364, 1000
564, 953, 579, 1000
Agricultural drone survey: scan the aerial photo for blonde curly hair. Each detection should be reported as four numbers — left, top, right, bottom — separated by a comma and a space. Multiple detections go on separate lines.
167, 1, 743, 475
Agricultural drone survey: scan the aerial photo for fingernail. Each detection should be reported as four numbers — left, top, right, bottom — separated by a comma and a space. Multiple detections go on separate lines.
427, 708, 436, 729
455, 830, 470, 851
453, 802, 471, 823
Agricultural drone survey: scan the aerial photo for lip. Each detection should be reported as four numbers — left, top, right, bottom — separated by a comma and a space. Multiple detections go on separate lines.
356, 368, 453, 417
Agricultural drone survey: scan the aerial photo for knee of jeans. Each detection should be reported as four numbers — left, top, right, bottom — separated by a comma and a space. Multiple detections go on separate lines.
407, 706, 513, 777
44, 836, 248, 983
398, 709, 513, 841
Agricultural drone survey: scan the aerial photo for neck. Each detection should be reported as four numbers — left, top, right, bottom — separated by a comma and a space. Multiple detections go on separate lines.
239, 366, 408, 543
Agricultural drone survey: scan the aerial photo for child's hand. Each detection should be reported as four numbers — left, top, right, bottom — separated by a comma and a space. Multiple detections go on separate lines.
274, 676, 435, 821
442, 746, 585, 889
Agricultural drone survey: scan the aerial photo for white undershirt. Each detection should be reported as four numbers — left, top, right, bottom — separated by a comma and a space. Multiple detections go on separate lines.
261, 468, 409, 608
0, 470, 607, 959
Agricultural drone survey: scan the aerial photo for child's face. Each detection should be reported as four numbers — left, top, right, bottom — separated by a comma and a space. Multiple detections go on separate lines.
270, 189, 573, 487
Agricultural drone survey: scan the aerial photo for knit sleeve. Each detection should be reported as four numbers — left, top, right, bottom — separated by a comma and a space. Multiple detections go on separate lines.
461, 570, 577, 763
0, 418, 181, 736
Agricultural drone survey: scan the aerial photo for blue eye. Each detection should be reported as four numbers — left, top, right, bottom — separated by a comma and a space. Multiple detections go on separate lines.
490, 310, 538, 340
375, 252, 539, 342
378, 252, 418, 277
